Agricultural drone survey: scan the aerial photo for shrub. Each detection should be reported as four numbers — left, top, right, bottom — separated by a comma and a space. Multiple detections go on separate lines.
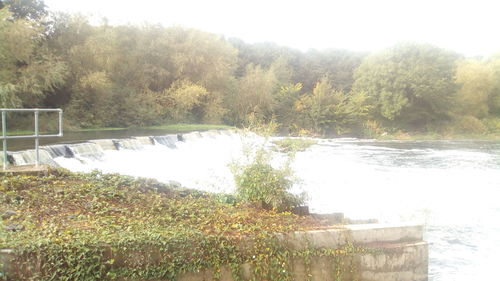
483, 117, 500, 134
232, 149, 303, 212
450, 115, 487, 135
362, 120, 386, 138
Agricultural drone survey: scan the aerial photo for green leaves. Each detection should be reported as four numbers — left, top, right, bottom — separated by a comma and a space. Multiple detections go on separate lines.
0, 170, 314, 280
0, 9, 67, 108
232, 146, 303, 212
353, 43, 459, 130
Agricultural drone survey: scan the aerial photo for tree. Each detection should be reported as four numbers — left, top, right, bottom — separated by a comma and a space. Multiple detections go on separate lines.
294, 77, 369, 135
65, 71, 113, 127
274, 83, 303, 131
352, 43, 459, 130
454, 59, 494, 118
0, 9, 66, 108
1, 0, 47, 20
157, 79, 224, 123
226, 64, 279, 125
487, 53, 500, 116
295, 49, 366, 93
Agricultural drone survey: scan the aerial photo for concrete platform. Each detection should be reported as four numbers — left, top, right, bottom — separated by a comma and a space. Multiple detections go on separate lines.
0, 164, 51, 175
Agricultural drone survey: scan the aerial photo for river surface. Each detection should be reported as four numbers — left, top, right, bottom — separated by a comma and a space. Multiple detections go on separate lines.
16, 131, 500, 281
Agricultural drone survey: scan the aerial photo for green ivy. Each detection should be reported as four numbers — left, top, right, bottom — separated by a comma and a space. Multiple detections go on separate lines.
1, 170, 373, 280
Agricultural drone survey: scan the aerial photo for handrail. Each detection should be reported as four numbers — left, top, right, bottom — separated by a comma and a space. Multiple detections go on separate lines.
1, 108, 63, 170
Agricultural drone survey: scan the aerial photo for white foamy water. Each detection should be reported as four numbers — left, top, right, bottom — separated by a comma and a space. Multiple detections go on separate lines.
52, 132, 500, 281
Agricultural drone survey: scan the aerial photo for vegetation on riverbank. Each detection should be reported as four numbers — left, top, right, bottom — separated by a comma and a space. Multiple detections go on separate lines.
272, 138, 318, 153
144, 123, 234, 132
0, 169, 346, 280
2, 1, 500, 139
6, 124, 232, 137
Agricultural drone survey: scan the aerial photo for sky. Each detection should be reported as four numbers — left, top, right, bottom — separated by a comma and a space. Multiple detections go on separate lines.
43, 0, 500, 57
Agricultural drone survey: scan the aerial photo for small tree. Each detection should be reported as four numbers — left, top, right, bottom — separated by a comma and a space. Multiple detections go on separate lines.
231, 120, 304, 212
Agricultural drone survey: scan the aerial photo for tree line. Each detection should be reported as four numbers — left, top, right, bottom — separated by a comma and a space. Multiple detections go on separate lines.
1, 0, 500, 137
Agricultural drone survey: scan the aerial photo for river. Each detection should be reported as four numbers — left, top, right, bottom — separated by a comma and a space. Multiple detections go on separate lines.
12, 130, 500, 281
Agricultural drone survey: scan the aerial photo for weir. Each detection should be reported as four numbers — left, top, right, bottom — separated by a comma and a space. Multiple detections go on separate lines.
10, 149, 57, 166
42, 144, 74, 158
67, 143, 105, 159
1, 130, 236, 167
2, 131, 199, 167
153, 134, 179, 148
89, 139, 117, 150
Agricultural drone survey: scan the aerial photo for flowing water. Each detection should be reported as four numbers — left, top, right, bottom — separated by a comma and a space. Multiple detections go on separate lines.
8, 131, 500, 281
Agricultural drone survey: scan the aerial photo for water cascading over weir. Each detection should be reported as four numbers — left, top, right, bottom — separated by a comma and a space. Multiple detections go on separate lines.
2, 133, 191, 167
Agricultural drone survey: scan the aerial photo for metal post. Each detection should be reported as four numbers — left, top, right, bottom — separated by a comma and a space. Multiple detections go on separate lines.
2, 111, 6, 170
58, 109, 63, 136
34, 110, 39, 167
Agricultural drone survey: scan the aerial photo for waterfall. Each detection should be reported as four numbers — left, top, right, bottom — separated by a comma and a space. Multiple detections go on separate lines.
182, 131, 202, 141
90, 139, 117, 150
0, 153, 13, 165
42, 145, 74, 158
115, 137, 153, 150
68, 143, 105, 159
5, 129, 240, 169
200, 130, 221, 138
11, 149, 58, 166
152, 135, 179, 148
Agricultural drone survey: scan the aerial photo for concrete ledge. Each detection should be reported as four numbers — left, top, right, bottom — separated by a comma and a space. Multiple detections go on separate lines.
0, 164, 50, 175
89, 139, 118, 150
182, 132, 202, 141
281, 224, 423, 250
133, 136, 154, 145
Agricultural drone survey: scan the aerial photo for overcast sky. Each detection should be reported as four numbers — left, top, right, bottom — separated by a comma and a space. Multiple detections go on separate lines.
43, 0, 500, 57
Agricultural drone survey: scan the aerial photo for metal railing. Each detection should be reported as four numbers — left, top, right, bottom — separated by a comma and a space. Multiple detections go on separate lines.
1, 108, 63, 170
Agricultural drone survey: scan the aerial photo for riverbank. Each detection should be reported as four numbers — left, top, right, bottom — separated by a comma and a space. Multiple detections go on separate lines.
0, 169, 428, 281
7, 124, 234, 136
372, 131, 500, 141
0, 170, 324, 280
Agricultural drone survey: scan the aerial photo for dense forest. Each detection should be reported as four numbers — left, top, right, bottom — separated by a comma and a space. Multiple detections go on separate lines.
1, 0, 500, 137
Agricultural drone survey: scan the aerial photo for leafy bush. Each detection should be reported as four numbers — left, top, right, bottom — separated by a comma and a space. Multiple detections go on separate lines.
483, 117, 500, 134
450, 115, 487, 134
362, 120, 386, 138
232, 149, 304, 212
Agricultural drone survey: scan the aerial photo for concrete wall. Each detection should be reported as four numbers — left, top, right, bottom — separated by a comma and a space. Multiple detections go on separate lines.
0, 224, 428, 281
177, 224, 428, 281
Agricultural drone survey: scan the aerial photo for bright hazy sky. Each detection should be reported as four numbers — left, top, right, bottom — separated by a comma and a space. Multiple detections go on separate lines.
44, 0, 500, 57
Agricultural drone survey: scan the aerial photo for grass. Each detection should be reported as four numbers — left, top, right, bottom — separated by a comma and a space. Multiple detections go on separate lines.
59, 124, 234, 133
68, 127, 126, 132
3, 130, 60, 136
144, 123, 235, 131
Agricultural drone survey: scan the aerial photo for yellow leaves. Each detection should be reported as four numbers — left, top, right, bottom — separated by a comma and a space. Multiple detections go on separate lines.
455, 59, 495, 118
